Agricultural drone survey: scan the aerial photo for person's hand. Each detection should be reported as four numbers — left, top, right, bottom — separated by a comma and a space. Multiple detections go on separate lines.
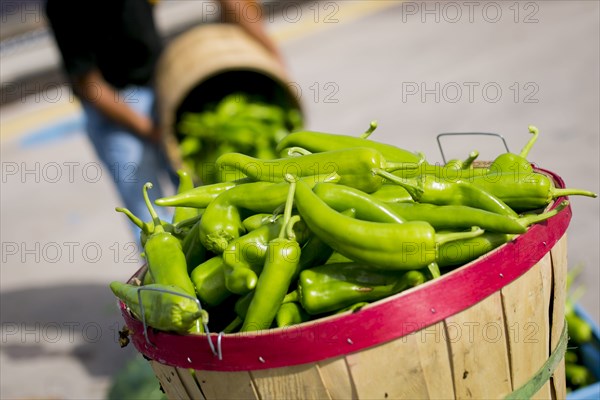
147, 124, 163, 145
136, 117, 163, 145
73, 70, 165, 144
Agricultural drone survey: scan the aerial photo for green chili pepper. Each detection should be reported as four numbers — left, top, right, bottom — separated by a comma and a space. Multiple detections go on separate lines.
176, 92, 301, 185
222, 215, 305, 295
242, 213, 276, 231
241, 176, 302, 332
370, 184, 414, 203
190, 255, 232, 308
199, 180, 284, 254
566, 312, 593, 345
239, 230, 299, 327
487, 125, 539, 176
435, 201, 566, 268
565, 363, 595, 387
564, 350, 578, 364
234, 290, 255, 319
386, 201, 565, 233
110, 281, 204, 333
215, 147, 421, 193
154, 178, 251, 209
140, 183, 197, 298
386, 173, 519, 217
180, 219, 207, 273
172, 169, 200, 224
276, 302, 310, 327
437, 233, 517, 269
198, 187, 251, 254
293, 178, 484, 270
298, 263, 426, 315
313, 183, 405, 223
275, 121, 424, 164
295, 210, 358, 280
465, 171, 597, 212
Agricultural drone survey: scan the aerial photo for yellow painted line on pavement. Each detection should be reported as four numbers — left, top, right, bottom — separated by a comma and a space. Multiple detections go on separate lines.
270, 0, 400, 44
0, 0, 401, 143
1, 98, 82, 142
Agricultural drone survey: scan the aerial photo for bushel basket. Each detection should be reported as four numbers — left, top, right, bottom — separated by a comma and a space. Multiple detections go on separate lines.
119, 168, 572, 399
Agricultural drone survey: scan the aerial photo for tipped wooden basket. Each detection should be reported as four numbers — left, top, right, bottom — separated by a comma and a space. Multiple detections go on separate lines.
119, 168, 572, 399
154, 23, 302, 175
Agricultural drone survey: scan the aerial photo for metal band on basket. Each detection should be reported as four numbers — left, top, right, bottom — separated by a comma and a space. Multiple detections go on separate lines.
505, 321, 569, 399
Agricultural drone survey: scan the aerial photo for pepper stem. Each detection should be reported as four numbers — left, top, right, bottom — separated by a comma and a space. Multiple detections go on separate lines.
383, 161, 424, 173
174, 214, 203, 231
461, 150, 480, 169
360, 120, 378, 139
372, 169, 424, 200
115, 207, 151, 234
427, 262, 441, 279
519, 125, 540, 158
280, 175, 297, 239
551, 188, 598, 199
283, 289, 299, 303
383, 151, 426, 172
447, 150, 479, 169
286, 146, 313, 157
519, 200, 569, 228
286, 215, 302, 240
436, 226, 485, 246
223, 316, 243, 334
173, 214, 202, 236
143, 182, 164, 234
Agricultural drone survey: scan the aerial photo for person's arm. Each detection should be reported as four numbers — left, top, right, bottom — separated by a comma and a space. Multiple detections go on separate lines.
73, 69, 160, 142
219, 0, 284, 64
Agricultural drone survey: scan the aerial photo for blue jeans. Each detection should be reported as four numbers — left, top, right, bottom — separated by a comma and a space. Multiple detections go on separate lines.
82, 86, 177, 240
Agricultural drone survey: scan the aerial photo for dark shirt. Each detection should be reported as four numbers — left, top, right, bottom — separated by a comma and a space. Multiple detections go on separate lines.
45, 0, 163, 89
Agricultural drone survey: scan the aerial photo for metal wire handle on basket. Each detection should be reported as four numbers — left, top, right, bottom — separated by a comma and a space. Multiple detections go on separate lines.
436, 132, 510, 164
134, 285, 223, 359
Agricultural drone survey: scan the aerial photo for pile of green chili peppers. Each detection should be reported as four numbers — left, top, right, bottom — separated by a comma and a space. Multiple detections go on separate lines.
176, 92, 303, 185
111, 123, 597, 334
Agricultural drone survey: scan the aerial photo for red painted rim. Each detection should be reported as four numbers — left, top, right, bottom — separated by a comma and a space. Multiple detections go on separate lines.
120, 168, 572, 371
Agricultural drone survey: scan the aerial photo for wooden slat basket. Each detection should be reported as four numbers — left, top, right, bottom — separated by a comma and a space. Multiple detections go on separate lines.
119, 169, 573, 399
153, 23, 303, 177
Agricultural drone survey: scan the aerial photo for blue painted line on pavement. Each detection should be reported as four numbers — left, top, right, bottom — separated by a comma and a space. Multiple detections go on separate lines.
18, 114, 86, 149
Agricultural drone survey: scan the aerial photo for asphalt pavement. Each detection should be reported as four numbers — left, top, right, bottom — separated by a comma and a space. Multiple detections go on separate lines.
1, 1, 599, 399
